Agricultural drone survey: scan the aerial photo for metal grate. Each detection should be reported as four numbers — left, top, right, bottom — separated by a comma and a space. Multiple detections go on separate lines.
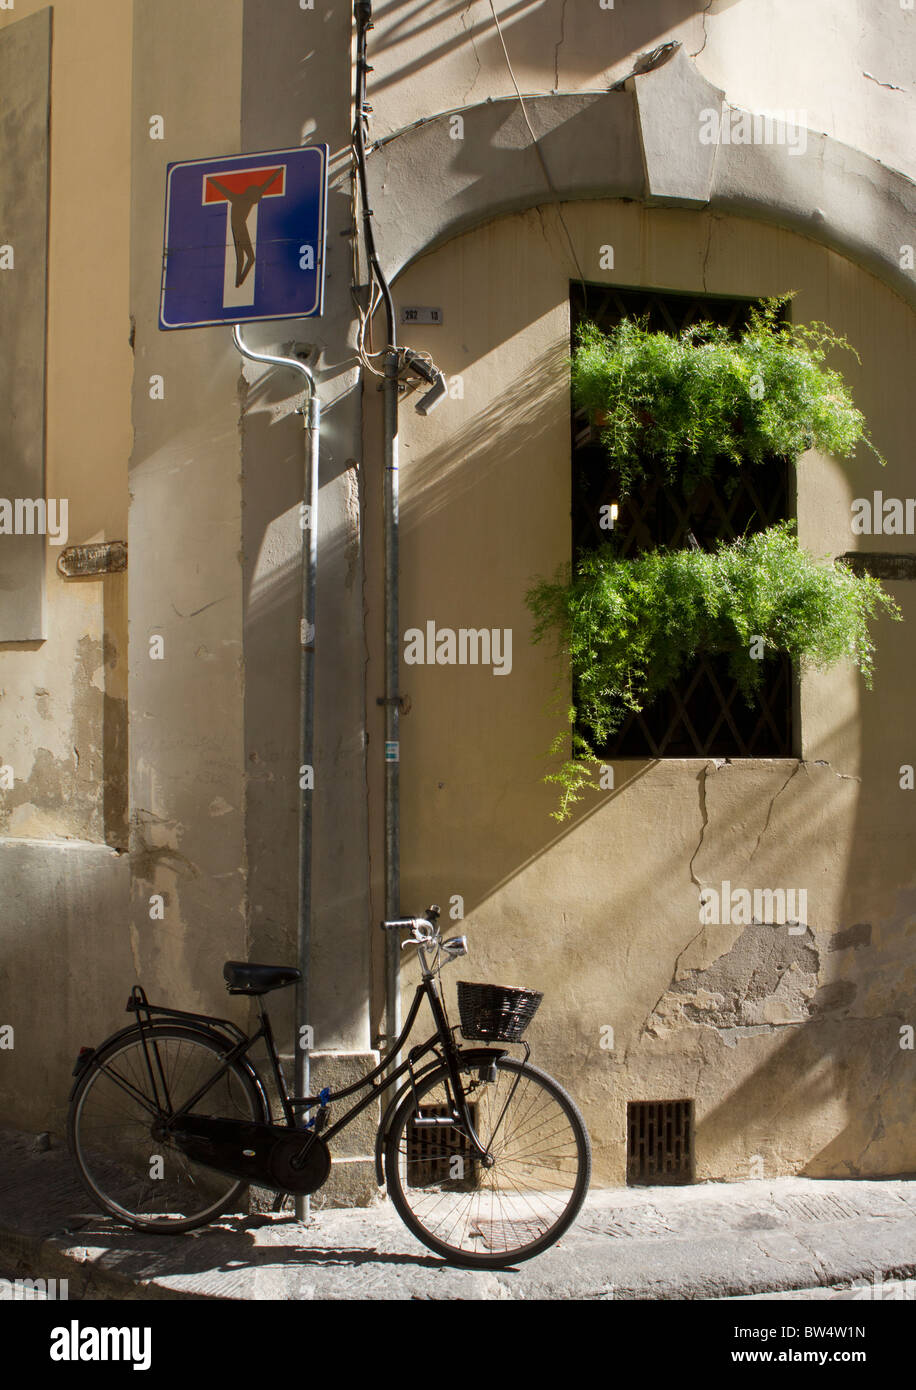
570, 283, 794, 758
627, 1100, 694, 1185
407, 1103, 478, 1189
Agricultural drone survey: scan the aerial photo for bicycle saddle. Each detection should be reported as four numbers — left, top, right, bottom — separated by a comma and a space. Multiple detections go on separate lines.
223, 961, 301, 995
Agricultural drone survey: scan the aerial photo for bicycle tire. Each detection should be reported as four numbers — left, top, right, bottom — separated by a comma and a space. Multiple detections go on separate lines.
384, 1055, 590, 1268
68, 1023, 266, 1233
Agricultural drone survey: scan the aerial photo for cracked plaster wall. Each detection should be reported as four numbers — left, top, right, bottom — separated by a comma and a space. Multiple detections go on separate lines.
375, 196, 916, 1184
368, 0, 914, 182
360, 2, 916, 1183
2, 0, 913, 1167
0, 2, 130, 852
0, 1, 132, 1132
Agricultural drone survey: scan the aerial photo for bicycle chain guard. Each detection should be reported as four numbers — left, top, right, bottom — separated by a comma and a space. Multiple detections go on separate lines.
170, 1115, 331, 1195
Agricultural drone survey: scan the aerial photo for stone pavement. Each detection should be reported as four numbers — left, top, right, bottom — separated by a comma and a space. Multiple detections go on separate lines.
2, 1128, 915, 1301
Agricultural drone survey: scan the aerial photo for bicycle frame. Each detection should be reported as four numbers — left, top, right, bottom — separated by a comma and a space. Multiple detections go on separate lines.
117, 973, 511, 1165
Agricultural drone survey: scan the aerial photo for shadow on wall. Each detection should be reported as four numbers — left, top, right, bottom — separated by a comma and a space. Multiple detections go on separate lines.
369, 0, 731, 97
694, 568, 916, 1179
239, 351, 367, 1054
400, 338, 570, 532
392, 268, 915, 1182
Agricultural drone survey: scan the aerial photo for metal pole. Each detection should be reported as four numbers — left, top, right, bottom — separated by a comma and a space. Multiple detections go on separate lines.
354, 0, 401, 1059
383, 349, 401, 1057
232, 325, 318, 1224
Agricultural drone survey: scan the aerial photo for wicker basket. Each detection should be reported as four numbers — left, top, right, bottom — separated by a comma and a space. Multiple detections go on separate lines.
457, 981, 543, 1043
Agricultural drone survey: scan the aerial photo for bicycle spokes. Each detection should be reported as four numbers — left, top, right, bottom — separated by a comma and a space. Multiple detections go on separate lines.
388, 1057, 589, 1264
70, 1029, 261, 1230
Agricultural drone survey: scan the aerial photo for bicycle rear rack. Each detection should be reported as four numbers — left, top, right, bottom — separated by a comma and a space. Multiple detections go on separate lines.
125, 985, 250, 1046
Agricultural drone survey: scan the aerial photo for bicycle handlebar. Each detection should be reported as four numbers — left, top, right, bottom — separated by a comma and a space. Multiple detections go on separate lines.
379, 907, 468, 971
380, 904, 441, 936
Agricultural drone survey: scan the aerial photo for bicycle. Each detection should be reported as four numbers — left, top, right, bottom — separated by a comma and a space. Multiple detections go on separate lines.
67, 905, 591, 1268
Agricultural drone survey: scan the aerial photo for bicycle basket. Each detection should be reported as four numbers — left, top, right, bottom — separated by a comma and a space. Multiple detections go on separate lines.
456, 981, 543, 1043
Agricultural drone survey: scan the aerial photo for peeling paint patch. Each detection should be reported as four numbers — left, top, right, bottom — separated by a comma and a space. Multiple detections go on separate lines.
344, 461, 361, 591
130, 807, 197, 883
647, 921, 820, 1037
717, 1024, 775, 1049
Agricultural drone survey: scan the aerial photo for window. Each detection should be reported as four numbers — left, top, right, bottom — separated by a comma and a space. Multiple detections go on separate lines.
570, 284, 795, 759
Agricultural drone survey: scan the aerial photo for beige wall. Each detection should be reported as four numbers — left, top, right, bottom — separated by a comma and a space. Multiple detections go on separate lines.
125, 0, 248, 1021
369, 0, 916, 179
0, 0, 131, 847
2, 0, 913, 1185
0, 0, 133, 1131
371, 201, 916, 1182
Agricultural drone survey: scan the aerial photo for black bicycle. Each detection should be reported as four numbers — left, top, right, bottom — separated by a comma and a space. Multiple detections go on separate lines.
67, 906, 591, 1268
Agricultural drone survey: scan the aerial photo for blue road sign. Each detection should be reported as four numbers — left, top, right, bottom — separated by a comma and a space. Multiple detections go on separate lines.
159, 145, 328, 330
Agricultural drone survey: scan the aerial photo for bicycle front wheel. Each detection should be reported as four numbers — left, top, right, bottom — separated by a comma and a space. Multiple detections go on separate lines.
384, 1055, 590, 1268
68, 1024, 265, 1232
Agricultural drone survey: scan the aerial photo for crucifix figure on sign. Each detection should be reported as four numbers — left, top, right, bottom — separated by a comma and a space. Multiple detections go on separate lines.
205, 166, 285, 289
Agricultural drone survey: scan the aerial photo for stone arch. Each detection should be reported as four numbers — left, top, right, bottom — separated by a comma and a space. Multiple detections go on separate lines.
366, 44, 916, 307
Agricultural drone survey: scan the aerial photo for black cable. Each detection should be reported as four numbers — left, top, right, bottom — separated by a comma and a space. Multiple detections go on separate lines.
353, 1, 397, 351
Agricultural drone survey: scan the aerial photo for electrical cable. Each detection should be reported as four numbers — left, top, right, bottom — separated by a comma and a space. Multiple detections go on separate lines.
487, 0, 589, 295
350, 3, 445, 399
353, 1, 397, 353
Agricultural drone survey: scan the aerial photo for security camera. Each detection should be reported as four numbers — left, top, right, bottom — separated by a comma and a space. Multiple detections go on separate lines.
415, 371, 448, 416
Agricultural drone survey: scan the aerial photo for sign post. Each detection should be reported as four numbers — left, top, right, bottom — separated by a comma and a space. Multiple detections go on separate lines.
159, 148, 327, 1225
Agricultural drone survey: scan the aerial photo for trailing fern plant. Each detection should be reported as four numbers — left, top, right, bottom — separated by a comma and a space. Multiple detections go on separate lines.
527, 523, 901, 821
571, 297, 883, 494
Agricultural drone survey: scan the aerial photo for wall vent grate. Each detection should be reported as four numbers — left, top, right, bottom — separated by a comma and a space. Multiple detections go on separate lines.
407, 1103, 479, 1189
627, 1099, 694, 1185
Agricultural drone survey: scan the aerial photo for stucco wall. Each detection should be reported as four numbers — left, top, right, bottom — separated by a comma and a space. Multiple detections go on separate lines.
0, 0, 131, 849
0, 1, 132, 1129
371, 201, 916, 1182
367, 0, 915, 180
125, 0, 372, 1055
126, 0, 249, 1023
1, 0, 912, 1178
238, 0, 371, 1055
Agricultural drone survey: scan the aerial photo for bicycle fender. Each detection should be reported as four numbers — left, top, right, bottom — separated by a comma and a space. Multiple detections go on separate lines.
374, 1046, 508, 1186
67, 1021, 271, 1121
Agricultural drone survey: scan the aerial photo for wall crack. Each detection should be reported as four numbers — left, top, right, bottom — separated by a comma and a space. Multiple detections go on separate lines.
553, 0, 569, 93
688, 759, 715, 888
461, 1, 482, 104
863, 71, 906, 93
691, 0, 714, 60
812, 758, 861, 782
749, 760, 807, 861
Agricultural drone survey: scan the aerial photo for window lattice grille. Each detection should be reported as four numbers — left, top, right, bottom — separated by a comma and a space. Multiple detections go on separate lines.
570, 283, 794, 759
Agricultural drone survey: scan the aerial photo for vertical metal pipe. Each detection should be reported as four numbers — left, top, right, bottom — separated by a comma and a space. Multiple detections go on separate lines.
354, 0, 400, 1060
383, 349, 401, 1056
295, 391, 320, 1222
232, 326, 318, 1224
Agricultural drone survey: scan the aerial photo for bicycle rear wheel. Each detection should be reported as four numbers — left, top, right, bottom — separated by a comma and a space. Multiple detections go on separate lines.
68, 1024, 265, 1232
384, 1055, 590, 1268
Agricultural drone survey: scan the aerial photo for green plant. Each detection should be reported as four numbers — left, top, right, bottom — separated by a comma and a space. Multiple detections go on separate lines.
571, 297, 883, 494
527, 522, 901, 820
